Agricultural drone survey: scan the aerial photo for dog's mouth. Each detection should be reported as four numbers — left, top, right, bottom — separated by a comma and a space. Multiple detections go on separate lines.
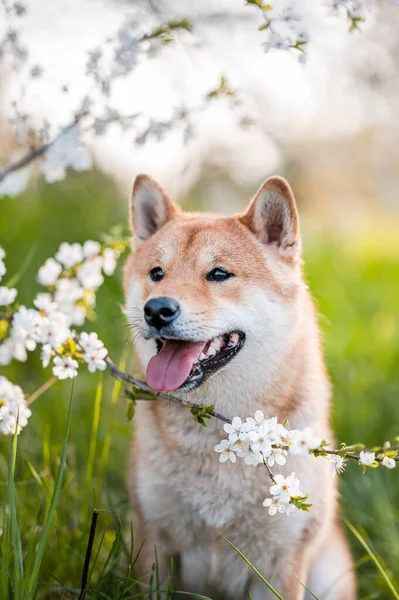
146, 331, 245, 393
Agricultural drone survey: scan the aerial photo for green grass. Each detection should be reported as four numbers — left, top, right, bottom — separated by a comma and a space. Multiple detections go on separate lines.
1, 172, 399, 598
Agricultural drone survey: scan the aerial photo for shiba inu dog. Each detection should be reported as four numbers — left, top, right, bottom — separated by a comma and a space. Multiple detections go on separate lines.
124, 174, 356, 599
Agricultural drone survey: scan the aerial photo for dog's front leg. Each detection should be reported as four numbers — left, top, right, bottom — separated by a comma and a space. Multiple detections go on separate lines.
248, 549, 309, 600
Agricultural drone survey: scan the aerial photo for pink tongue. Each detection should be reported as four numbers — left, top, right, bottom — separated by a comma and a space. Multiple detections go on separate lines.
146, 339, 207, 392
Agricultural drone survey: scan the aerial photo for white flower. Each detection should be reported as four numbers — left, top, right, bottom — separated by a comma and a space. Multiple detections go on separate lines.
264, 417, 288, 446
37, 258, 62, 286
0, 286, 17, 306
265, 33, 291, 51
328, 454, 347, 477
83, 240, 101, 258
79, 331, 104, 353
52, 356, 78, 380
214, 439, 236, 463
41, 344, 53, 368
296, 31, 310, 44
223, 416, 251, 443
54, 278, 85, 326
382, 456, 396, 470
245, 409, 265, 429
263, 497, 286, 516
0, 339, 14, 365
33, 293, 59, 316
288, 427, 321, 456
0, 376, 31, 435
11, 306, 40, 351
231, 439, 250, 454
263, 447, 287, 467
279, 6, 302, 24
0, 258, 6, 281
0, 337, 27, 363
0, 165, 30, 198
84, 347, 107, 373
102, 247, 119, 275
39, 317, 71, 349
55, 242, 84, 269
40, 126, 93, 183
248, 421, 272, 454
67, 305, 87, 326
244, 451, 264, 467
359, 450, 375, 466
76, 257, 104, 290
55, 278, 84, 304
270, 473, 301, 504
0, 249, 5, 260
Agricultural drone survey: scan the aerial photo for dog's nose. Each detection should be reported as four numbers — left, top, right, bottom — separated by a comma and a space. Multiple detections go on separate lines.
144, 297, 181, 330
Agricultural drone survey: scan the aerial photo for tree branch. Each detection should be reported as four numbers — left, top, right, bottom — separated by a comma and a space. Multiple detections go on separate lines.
104, 356, 399, 464
104, 356, 232, 424
0, 115, 86, 183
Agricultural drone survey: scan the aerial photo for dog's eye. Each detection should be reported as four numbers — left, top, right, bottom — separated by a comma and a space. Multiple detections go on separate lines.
206, 267, 234, 282
149, 266, 164, 282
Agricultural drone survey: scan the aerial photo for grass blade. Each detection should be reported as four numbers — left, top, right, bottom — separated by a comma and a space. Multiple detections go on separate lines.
346, 520, 399, 600
9, 426, 25, 599
1, 491, 11, 598
5, 243, 37, 288
294, 575, 320, 600
222, 536, 284, 600
86, 375, 103, 504
27, 381, 75, 600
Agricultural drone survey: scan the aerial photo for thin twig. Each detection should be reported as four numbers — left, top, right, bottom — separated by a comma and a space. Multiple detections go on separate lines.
104, 357, 399, 467
262, 456, 277, 485
105, 356, 232, 424
320, 448, 399, 463
26, 376, 58, 406
0, 115, 86, 183
0, 312, 13, 321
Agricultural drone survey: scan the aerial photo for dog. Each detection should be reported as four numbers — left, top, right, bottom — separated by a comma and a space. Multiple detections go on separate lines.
123, 173, 356, 599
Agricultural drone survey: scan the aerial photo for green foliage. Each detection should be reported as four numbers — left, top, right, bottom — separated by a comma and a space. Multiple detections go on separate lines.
1, 171, 399, 597
245, 0, 272, 10
206, 76, 239, 105
190, 404, 214, 427
142, 18, 193, 44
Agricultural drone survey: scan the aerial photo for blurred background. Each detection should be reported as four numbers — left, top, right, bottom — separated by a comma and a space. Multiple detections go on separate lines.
0, 0, 399, 598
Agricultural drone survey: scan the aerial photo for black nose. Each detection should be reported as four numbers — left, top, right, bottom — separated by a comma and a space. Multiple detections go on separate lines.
144, 297, 181, 330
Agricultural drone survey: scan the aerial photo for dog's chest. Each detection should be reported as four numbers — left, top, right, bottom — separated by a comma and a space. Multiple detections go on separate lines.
136, 403, 311, 546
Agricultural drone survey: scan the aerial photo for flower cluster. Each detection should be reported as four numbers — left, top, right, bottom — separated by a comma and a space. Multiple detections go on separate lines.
245, 2, 311, 64
0, 236, 127, 382
37, 239, 121, 326
215, 411, 320, 515
215, 411, 397, 516
0, 376, 31, 435
326, 0, 366, 32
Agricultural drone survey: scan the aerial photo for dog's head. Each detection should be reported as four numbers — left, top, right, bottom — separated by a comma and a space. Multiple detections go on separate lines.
124, 174, 305, 394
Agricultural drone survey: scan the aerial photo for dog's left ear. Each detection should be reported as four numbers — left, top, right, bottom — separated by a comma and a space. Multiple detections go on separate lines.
240, 176, 300, 255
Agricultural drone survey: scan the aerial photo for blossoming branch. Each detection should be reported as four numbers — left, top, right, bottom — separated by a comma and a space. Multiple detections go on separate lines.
0, 239, 397, 518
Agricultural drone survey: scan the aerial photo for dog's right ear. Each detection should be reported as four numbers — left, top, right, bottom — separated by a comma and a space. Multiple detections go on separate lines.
130, 174, 180, 243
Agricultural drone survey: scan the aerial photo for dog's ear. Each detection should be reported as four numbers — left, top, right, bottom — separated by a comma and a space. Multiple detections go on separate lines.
240, 176, 300, 254
130, 174, 180, 243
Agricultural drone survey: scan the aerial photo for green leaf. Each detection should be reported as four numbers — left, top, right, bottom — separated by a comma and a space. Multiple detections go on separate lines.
126, 400, 136, 421
27, 381, 75, 600
190, 404, 214, 427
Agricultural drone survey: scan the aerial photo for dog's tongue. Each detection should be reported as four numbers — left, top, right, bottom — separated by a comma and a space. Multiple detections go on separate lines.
146, 339, 207, 392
